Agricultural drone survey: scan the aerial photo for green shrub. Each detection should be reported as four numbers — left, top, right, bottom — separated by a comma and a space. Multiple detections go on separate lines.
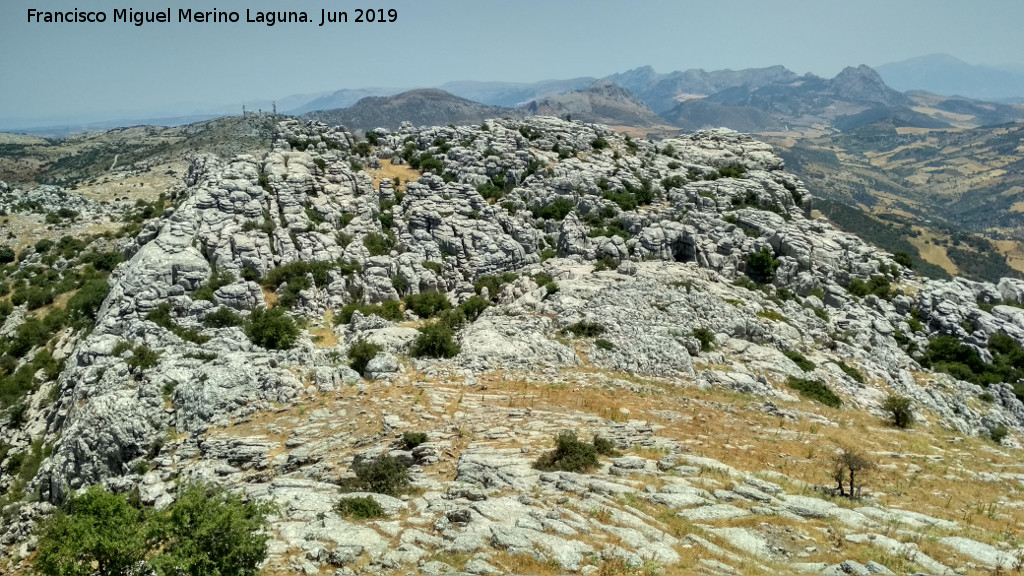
881, 394, 914, 428
473, 273, 519, 302
342, 456, 411, 496
530, 199, 574, 221
745, 248, 779, 284
193, 268, 235, 301
245, 306, 300, 350
477, 178, 509, 202
12, 286, 54, 310
786, 376, 842, 408
336, 301, 403, 324
543, 281, 559, 296
335, 496, 387, 520
563, 321, 606, 337
5, 401, 29, 429
0, 246, 15, 264
128, 345, 161, 370
457, 295, 489, 322
65, 279, 109, 329
602, 190, 637, 211
591, 137, 610, 150
87, 251, 124, 272
594, 339, 615, 351
592, 435, 619, 456
146, 304, 210, 345
263, 260, 331, 290
402, 432, 428, 450
716, 164, 746, 178
532, 272, 553, 287
783, 349, 815, 372
989, 424, 1009, 444
893, 251, 913, 269
834, 360, 864, 383
533, 431, 599, 473
848, 275, 892, 299
417, 153, 444, 173
410, 322, 460, 358
364, 232, 396, 256
436, 308, 467, 331
203, 307, 244, 328
403, 292, 451, 318
691, 327, 715, 351
391, 275, 409, 296
348, 340, 381, 376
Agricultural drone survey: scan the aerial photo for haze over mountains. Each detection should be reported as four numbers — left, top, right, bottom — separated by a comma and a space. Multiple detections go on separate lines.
877, 53, 1024, 101
6, 54, 1024, 135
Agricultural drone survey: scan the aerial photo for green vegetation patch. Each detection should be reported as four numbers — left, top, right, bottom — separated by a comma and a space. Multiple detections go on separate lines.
786, 376, 842, 408
533, 431, 600, 473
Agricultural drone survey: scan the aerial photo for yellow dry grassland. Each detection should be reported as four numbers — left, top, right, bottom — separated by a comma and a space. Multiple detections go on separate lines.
908, 232, 959, 275
993, 239, 1024, 274
209, 356, 1023, 576
366, 158, 421, 192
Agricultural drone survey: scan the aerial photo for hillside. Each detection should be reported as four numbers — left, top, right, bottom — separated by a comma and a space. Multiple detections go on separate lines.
303, 89, 518, 131
0, 117, 1023, 576
770, 121, 1024, 281
523, 80, 669, 127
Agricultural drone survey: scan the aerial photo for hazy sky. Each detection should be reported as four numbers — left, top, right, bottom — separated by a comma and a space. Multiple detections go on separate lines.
1, 0, 1022, 125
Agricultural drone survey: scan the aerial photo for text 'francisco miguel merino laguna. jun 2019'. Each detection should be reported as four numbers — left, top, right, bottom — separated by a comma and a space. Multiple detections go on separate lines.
26, 7, 399, 27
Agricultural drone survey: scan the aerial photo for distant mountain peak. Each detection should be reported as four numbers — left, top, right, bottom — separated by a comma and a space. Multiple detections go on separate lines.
302, 89, 513, 131
829, 65, 907, 106
524, 80, 665, 126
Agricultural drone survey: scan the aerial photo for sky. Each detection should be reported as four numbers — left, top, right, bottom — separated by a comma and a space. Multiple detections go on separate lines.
1, 0, 1023, 127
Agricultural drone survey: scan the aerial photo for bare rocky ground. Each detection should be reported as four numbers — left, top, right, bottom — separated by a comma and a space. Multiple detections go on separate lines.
0, 116, 1022, 575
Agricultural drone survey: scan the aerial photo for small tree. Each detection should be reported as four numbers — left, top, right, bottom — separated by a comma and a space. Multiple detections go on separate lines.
881, 394, 914, 428
746, 248, 780, 284
148, 482, 274, 576
34, 486, 149, 576
348, 340, 381, 376
343, 456, 411, 496
410, 322, 460, 358
829, 445, 873, 498
893, 251, 914, 269
245, 306, 299, 350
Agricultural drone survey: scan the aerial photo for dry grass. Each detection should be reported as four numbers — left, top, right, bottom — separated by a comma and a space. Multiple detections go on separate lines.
366, 159, 421, 192
195, 351, 1024, 576
309, 310, 339, 348
993, 238, 1024, 274
908, 232, 958, 275
261, 287, 279, 308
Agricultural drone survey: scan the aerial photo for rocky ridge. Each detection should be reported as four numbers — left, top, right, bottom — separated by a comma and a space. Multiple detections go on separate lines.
0, 117, 1023, 575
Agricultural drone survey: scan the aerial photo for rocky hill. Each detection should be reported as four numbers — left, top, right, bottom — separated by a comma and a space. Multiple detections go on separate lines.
523, 80, 669, 127
1, 117, 1023, 575
303, 90, 518, 131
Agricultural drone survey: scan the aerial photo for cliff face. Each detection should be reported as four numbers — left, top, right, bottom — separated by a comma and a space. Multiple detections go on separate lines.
2, 117, 1023, 574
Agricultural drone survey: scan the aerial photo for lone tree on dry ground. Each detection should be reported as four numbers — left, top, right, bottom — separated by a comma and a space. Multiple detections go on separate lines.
830, 444, 874, 498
